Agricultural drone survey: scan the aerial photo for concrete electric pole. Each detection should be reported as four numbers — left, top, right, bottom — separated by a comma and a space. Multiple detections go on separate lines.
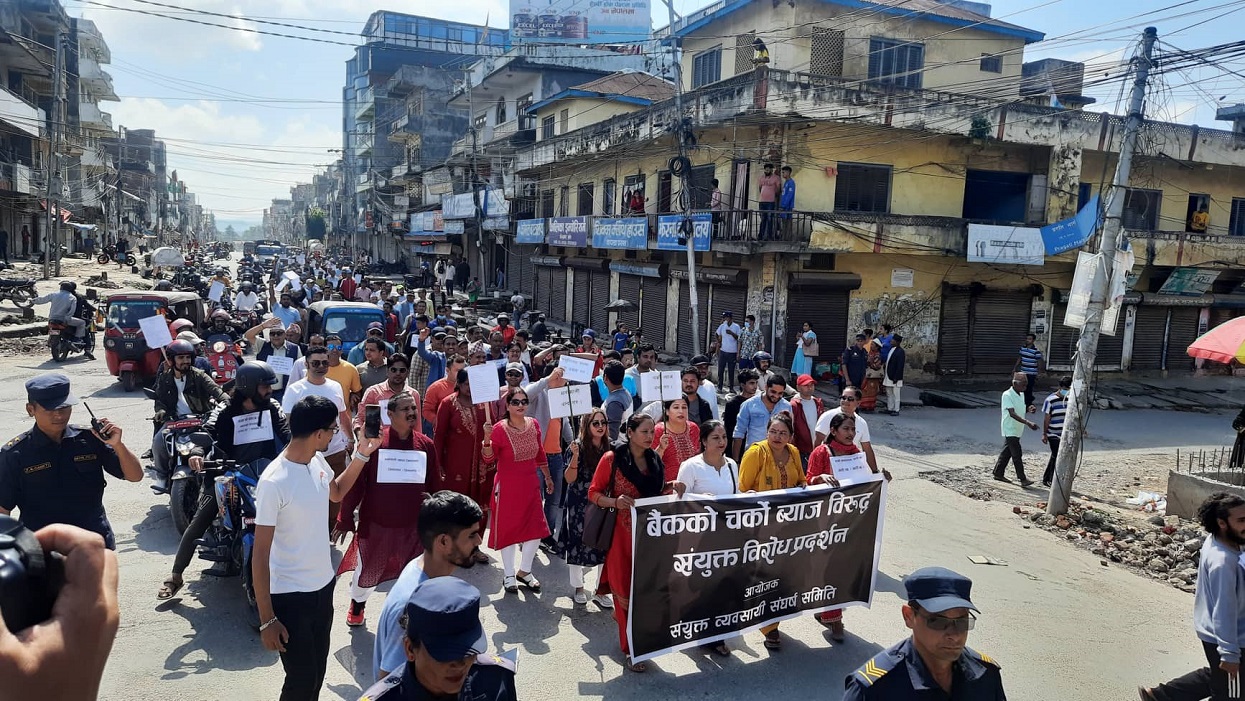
42, 32, 63, 280
1047, 27, 1158, 515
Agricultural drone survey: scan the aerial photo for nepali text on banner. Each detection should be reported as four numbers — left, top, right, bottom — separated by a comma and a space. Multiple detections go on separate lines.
655, 213, 711, 251
626, 479, 887, 662
547, 216, 589, 247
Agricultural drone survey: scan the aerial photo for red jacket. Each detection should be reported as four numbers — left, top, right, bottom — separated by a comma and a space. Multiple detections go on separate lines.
790, 395, 824, 457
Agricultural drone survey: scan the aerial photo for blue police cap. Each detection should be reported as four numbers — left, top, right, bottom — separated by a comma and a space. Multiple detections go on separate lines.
405, 577, 487, 662
903, 567, 979, 614
25, 373, 78, 411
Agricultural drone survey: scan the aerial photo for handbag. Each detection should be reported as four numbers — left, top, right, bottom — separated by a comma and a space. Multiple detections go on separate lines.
804, 336, 820, 358
581, 458, 618, 551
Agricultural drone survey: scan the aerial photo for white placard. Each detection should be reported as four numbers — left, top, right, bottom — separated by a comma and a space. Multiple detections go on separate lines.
830, 452, 881, 486
967, 224, 1046, 266
640, 370, 683, 402
467, 364, 502, 405
376, 449, 427, 484
548, 385, 595, 419
233, 411, 275, 445
266, 354, 294, 376
559, 355, 596, 383
138, 315, 173, 348
379, 397, 391, 425
208, 281, 225, 302
890, 268, 914, 288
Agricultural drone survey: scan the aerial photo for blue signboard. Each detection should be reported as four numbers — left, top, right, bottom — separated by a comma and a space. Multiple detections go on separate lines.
1041, 195, 1100, 255
516, 218, 546, 244
592, 217, 648, 250
547, 217, 588, 247
655, 213, 711, 252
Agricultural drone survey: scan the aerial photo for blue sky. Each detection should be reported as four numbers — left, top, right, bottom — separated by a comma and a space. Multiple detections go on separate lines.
70, 0, 1245, 228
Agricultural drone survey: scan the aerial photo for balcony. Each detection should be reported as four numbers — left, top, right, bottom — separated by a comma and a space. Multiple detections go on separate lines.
79, 100, 112, 132
0, 163, 34, 194
78, 57, 117, 101
355, 133, 373, 158
0, 85, 44, 138
81, 144, 112, 173
488, 117, 537, 148
354, 86, 375, 121
76, 19, 111, 63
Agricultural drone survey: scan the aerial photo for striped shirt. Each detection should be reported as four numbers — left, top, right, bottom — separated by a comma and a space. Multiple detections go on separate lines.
1042, 390, 1068, 438
1018, 345, 1043, 374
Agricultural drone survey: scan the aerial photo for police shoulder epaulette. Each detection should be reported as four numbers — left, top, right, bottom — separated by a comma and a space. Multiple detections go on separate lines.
475, 652, 517, 674
2, 430, 29, 449
357, 673, 401, 701
853, 650, 899, 686
966, 647, 1001, 668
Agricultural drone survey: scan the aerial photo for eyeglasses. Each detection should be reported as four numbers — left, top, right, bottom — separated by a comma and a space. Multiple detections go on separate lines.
326, 344, 341, 351
919, 612, 976, 633
506, 372, 523, 377
589, 420, 607, 427
840, 396, 859, 403
308, 360, 329, 368
321, 424, 340, 434
389, 367, 409, 374
508, 399, 529, 406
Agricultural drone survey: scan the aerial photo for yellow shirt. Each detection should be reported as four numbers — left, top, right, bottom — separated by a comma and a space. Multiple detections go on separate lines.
738, 442, 805, 492
327, 361, 363, 409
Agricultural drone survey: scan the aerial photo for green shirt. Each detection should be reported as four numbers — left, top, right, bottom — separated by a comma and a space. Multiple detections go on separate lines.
1000, 388, 1027, 438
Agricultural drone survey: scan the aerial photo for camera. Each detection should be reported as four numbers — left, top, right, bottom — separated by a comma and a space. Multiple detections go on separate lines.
0, 515, 65, 632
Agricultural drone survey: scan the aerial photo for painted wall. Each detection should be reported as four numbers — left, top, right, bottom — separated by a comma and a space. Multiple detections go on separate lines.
533, 97, 651, 140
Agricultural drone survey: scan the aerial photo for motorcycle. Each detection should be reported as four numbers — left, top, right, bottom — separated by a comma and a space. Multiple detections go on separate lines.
143, 406, 214, 535
96, 244, 137, 267
48, 317, 96, 362
194, 458, 265, 627
0, 277, 36, 308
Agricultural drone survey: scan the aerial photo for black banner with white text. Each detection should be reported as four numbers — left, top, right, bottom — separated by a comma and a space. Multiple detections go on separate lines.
626, 480, 887, 661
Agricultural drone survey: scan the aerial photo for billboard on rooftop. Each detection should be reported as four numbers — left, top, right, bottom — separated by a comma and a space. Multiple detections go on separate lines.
510, 0, 651, 44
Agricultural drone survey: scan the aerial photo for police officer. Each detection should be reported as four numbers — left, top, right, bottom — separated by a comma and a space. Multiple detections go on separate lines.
0, 373, 142, 549
844, 567, 1004, 701
358, 577, 517, 701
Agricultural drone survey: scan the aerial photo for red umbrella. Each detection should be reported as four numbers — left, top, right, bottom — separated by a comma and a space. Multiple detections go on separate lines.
1187, 316, 1245, 364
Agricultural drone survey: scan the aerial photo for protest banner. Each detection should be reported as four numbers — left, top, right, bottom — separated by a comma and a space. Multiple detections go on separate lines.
627, 480, 886, 662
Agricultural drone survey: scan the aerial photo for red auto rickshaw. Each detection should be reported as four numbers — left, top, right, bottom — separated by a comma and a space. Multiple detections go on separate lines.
102, 290, 206, 391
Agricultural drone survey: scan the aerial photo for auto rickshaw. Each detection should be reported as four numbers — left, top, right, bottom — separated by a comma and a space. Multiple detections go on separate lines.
102, 290, 206, 391
306, 301, 386, 352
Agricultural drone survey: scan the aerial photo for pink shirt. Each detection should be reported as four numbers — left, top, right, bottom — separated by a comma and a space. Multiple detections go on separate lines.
758, 174, 780, 203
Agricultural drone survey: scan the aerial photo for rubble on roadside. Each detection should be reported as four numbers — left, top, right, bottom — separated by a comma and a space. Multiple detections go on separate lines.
83, 275, 123, 289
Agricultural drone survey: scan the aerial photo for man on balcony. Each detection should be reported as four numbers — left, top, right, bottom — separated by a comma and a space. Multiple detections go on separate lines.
758, 163, 780, 241
779, 166, 796, 239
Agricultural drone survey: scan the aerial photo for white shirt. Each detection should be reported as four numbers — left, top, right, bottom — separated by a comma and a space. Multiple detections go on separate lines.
814, 407, 871, 448
281, 378, 347, 455
510, 294, 524, 309
677, 454, 739, 496
289, 356, 307, 385
234, 290, 260, 311
799, 397, 817, 435
254, 453, 336, 594
698, 380, 720, 421
716, 322, 742, 353
173, 376, 191, 417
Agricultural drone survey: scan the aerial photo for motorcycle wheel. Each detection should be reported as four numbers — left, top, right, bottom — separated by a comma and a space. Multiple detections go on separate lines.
169, 478, 199, 535
240, 546, 260, 629
96, 253, 110, 265
11, 287, 32, 308
126, 254, 137, 267
121, 369, 137, 392
50, 341, 67, 362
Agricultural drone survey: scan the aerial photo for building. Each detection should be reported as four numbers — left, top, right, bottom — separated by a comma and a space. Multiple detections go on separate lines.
506, 0, 1245, 377
66, 17, 117, 237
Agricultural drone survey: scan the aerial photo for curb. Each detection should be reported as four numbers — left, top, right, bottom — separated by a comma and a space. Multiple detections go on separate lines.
0, 322, 48, 339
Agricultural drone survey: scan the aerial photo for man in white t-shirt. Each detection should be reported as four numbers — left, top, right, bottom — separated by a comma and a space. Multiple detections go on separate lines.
287, 333, 326, 385
281, 345, 354, 531
814, 386, 877, 473
714, 311, 742, 392
253, 395, 379, 700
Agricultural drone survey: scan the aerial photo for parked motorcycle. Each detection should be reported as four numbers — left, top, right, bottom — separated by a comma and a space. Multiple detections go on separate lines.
48, 317, 96, 362
96, 244, 137, 267
195, 458, 265, 628
0, 278, 36, 308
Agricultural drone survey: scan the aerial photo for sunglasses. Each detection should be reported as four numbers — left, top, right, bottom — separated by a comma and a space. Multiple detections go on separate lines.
589, 420, 607, 427
840, 396, 859, 403
508, 399, 529, 406
506, 372, 523, 377
326, 344, 342, 351
308, 360, 329, 368
919, 612, 976, 633
389, 367, 409, 374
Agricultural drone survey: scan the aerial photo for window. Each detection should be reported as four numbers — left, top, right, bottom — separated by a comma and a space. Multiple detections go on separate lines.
980, 54, 1003, 74
810, 29, 846, 78
559, 185, 570, 217
1186, 193, 1210, 233
1122, 188, 1161, 230
472, 113, 486, 131
833, 163, 891, 213
495, 99, 507, 124
868, 37, 924, 89
734, 33, 755, 75
559, 109, 569, 135
516, 93, 533, 113
541, 115, 555, 140
1231, 199, 1245, 236
692, 47, 722, 88
578, 182, 594, 216
603, 179, 616, 215
539, 189, 555, 218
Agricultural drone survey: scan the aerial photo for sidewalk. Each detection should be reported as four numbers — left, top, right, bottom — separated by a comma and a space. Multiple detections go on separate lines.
918, 374, 1245, 412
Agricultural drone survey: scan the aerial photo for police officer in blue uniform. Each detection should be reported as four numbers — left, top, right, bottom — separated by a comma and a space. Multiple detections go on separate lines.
0, 373, 142, 549
358, 577, 517, 701
844, 567, 1005, 700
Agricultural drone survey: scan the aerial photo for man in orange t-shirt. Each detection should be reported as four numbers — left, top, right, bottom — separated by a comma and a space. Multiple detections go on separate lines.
422, 354, 467, 439
757, 163, 780, 240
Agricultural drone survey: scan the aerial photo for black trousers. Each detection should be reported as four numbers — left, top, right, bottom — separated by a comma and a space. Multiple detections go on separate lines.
1149, 641, 1234, 701
172, 491, 218, 576
718, 351, 738, 391
1023, 373, 1037, 408
993, 436, 1028, 481
1043, 437, 1060, 485
270, 579, 335, 701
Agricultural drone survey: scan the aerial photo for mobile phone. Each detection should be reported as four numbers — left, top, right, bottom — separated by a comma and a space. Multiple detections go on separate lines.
364, 405, 382, 439
83, 402, 110, 439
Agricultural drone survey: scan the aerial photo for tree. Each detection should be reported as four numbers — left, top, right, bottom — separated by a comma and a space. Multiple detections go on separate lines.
305, 207, 327, 240
224, 224, 237, 239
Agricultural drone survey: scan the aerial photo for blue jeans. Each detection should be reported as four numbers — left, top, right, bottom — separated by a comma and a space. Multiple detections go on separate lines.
542, 451, 566, 540
759, 202, 777, 239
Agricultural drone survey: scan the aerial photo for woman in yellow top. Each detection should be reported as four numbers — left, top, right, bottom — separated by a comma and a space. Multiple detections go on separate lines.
737, 411, 805, 650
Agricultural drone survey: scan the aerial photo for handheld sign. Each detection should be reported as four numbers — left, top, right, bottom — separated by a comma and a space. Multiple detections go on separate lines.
549, 384, 595, 419
265, 354, 294, 376
138, 315, 173, 348
376, 449, 427, 484
829, 453, 881, 486
559, 355, 596, 384
233, 411, 274, 445
640, 370, 683, 402
379, 397, 391, 425
466, 364, 502, 405
207, 281, 225, 303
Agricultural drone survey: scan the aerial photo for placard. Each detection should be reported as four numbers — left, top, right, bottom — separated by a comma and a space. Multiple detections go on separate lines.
548, 385, 594, 419
967, 224, 1045, 266
467, 364, 502, 405
138, 314, 173, 348
640, 370, 683, 402
380, 397, 391, 426
376, 449, 427, 484
890, 268, 914, 288
233, 411, 275, 445
829, 452, 880, 486
265, 354, 294, 376
208, 281, 225, 302
558, 355, 596, 383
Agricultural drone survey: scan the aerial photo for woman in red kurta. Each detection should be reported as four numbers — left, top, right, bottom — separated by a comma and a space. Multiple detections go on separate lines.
483, 386, 553, 593
652, 397, 700, 481
432, 369, 492, 562
589, 413, 681, 673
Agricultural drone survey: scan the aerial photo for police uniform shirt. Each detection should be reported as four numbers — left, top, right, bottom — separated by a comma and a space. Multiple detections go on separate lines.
359, 655, 517, 701
843, 638, 1005, 701
0, 424, 123, 549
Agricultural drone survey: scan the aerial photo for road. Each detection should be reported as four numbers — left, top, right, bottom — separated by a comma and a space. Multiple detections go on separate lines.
3, 262, 1222, 700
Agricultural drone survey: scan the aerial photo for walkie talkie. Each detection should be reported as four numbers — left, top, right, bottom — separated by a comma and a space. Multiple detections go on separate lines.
83, 402, 111, 440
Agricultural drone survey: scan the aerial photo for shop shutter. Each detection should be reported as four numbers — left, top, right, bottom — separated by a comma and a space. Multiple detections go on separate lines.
641, 277, 668, 351
518, 248, 536, 300
549, 268, 568, 323
969, 290, 1032, 376
786, 284, 850, 370
677, 279, 713, 357
937, 288, 971, 374
571, 269, 592, 330
505, 248, 521, 292
589, 271, 611, 335
1131, 305, 1169, 370
711, 284, 748, 350
1166, 307, 1200, 373
1048, 303, 1125, 369
535, 266, 554, 320
617, 274, 641, 331
1211, 308, 1244, 329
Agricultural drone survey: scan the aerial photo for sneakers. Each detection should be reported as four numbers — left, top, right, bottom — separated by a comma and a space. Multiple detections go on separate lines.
573, 590, 588, 605
346, 600, 365, 627
592, 594, 614, 609
84, 352, 95, 361
1020, 479, 1035, 488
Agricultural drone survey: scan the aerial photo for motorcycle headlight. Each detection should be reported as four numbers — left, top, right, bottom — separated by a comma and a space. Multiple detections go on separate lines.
245, 484, 257, 500
175, 438, 194, 455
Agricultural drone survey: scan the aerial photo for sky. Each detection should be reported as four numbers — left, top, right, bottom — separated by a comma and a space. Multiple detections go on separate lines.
70, 0, 1245, 229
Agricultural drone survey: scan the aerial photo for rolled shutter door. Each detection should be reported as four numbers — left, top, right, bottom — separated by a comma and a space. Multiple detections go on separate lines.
1049, 303, 1125, 369
677, 280, 712, 356
617, 274, 641, 331
1131, 306, 1168, 370
938, 288, 970, 374
641, 277, 668, 351
519, 249, 536, 300
571, 270, 592, 329
969, 291, 1032, 375
1166, 307, 1199, 372
590, 271, 611, 334
549, 268, 568, 323
786, 283, 849, 369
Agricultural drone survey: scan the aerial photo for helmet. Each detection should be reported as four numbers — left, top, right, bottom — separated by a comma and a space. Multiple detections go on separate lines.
59, 281, 76, 292
154, 280, 173, 291
169, 318, 195, 334
167, 340, 196, 358
752, 351, 773, 363
240, 282, 254, 291
234, 361, 277, 401
211, 309, 231, 321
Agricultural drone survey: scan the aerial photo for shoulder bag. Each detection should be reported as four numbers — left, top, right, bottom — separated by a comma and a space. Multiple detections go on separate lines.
581, 456, 618, 551
804, 334, 819, 358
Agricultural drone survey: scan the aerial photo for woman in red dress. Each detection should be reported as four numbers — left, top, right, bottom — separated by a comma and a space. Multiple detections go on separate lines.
484, 386, 553, 593
652, 397, 701, 481
589, 413, 684, 672
433, 368, 492, 563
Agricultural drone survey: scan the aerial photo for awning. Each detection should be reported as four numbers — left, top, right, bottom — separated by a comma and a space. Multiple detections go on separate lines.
66, 222, 97, 231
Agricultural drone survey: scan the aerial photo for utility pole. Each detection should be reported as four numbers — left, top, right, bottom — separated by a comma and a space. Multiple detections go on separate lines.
1047, 26, 1157, 515
661, 0, 702, 357
466, 69, 488, 295
42, 32, 63, 280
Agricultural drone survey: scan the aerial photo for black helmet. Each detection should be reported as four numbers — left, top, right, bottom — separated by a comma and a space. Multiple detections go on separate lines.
154, 280, 173, 291
59, 281, 76, 292
167, 339, 196, 358
234, 361, 277, 401
240, 281, 254, 291
752, 351, 773, 363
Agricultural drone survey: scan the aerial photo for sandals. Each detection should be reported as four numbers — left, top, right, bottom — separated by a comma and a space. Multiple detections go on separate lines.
503, 576, 518, 593
626, 659, 648, 673
763, 631, 782, 650
157, 574, 183, 600
516, 572, 541, 592
473, 551, 491, 564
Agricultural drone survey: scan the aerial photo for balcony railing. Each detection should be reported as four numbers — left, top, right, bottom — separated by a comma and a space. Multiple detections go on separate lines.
0, 85, 43, 138
355, 86, 375, 120
79, 100, 112, 131
0, 163, 34, 194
